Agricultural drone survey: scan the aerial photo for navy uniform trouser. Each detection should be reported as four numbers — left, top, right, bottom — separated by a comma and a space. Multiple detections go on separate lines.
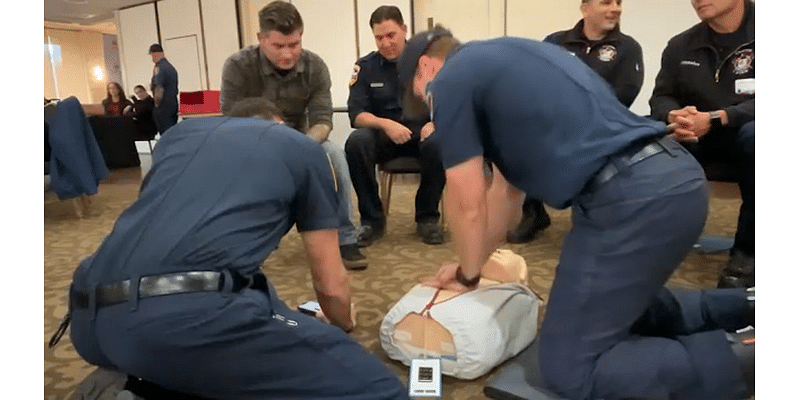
537, 137, 751, 400
153, 106, 178, 135
683, 121, 755, 256
69, 278, 408, 400
345, 127, 445, 227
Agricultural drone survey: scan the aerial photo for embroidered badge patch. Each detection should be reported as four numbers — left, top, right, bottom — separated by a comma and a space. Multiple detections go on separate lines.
597, 45, 617, 62
349, 64, 361, 86
731, 49, 754, 75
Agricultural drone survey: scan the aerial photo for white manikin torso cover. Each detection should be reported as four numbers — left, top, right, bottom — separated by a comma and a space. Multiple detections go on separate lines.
379, 250, 541, 380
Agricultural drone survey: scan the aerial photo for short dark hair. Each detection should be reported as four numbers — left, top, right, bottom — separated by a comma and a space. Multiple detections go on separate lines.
133, 85, 146, 92
369, 5, 403, 28
259, 1, 303, 35
227, 97, 284, 122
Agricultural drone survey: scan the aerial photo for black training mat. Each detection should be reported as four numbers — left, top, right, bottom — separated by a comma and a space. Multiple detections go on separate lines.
484, 339, 565, 400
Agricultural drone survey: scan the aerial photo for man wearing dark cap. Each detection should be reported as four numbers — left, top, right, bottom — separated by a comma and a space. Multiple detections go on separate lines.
149, 43, 179, 134
405, 28, 754, 399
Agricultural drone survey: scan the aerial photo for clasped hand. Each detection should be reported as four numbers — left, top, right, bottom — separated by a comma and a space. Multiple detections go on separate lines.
666, 106, 712, 143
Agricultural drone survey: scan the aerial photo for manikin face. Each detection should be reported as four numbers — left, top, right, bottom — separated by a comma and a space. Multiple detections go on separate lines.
691, 0, 740, 21
134, 87, 148, 100
372, 19, 407, 61
258, 29, 303, 70
581, 0, 622, 36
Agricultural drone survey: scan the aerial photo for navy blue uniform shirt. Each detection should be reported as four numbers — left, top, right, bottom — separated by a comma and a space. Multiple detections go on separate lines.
426, 37, 668, 209
347, 51, 404, 126
151, 58, 179, 113
72, 118, 339, 288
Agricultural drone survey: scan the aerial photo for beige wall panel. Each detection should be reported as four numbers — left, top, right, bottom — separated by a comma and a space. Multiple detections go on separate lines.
412, 0, 501, 42
238, 0, 272, 46
292, 0, 357, 109
201, 0, 241, 90
116, 4, 159, 96
158, 0, 208, 90
624, 1, 699, 114
44, 28, 91, 103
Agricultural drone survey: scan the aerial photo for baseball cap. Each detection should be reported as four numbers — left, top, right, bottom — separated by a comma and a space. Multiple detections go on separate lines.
397, 27, 453, 120
148, 43, 164, 54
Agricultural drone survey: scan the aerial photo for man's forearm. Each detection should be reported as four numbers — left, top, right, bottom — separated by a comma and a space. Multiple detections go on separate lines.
153, 87, 164, 108
445, 158, 495, 279
354, 112, 392, 131
306, 123, 332, 143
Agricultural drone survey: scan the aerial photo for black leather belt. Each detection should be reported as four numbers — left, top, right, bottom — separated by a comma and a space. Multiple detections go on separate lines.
71, 270, 267, 310
593, 136, 671, 187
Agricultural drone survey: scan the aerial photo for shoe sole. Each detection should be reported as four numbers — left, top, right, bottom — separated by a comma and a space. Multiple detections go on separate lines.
344, 262, 368, 271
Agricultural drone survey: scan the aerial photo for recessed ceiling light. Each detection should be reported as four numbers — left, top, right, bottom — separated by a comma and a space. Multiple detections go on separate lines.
64, 0, 89, 5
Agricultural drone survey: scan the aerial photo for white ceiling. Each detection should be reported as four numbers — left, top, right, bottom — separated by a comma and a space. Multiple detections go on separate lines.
44, 0, 154, 25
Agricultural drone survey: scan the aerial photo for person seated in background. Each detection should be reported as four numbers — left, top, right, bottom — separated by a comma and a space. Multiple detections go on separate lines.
650, 0, 754, 288
507, 0, 645, 244
125, 85, 158, 136
345, 5, 446, 247
63, 97, 409, 400
101, 82, 133, 117
220, 0, 367, 270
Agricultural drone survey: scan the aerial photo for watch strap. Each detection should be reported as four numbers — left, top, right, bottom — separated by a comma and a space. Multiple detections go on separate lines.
455, 266, 481, 288
709, 110, 722, 130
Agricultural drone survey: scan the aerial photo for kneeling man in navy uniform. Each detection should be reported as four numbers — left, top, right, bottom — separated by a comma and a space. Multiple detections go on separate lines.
65, 98, 408, 400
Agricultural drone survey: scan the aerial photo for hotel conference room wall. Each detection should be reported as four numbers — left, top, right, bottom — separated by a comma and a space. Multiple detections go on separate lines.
113, 0, 701, 125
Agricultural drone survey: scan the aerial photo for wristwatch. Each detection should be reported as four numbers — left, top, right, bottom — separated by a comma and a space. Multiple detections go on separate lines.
455, 266, 481, 288
708, 110, 723, 130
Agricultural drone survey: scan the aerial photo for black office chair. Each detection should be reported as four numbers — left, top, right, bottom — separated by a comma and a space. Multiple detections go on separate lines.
377, 156, 423, 216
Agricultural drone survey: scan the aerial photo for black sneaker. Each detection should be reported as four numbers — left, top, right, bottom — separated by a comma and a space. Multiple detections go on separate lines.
356, 224, 385, 248
506, 210, 551, 244
340, 244, 368, 270
416, 221, 445, 245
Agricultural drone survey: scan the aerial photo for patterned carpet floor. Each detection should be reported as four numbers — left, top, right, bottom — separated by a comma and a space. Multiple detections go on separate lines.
44, 156, 741, 399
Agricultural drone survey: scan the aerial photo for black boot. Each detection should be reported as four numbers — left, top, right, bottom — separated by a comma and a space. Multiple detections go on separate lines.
507, 199, 551, 244
726, 326, 755, 398
718, 250, 754, 288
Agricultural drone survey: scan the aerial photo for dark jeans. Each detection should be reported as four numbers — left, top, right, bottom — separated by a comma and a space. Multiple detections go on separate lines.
683, 121, 755, 256
537, 138, 749, 399
345, 127, 445, 227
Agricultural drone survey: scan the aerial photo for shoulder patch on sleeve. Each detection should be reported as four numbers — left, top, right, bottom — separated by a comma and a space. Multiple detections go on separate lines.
349, 64, 361, 86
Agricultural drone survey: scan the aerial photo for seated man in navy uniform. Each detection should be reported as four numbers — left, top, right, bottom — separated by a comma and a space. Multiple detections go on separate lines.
401, 27, 754, 399
65, 98, 408, 400
345, 5, 445, 246
650, 0, 755, 288
507, 0, 645, 244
